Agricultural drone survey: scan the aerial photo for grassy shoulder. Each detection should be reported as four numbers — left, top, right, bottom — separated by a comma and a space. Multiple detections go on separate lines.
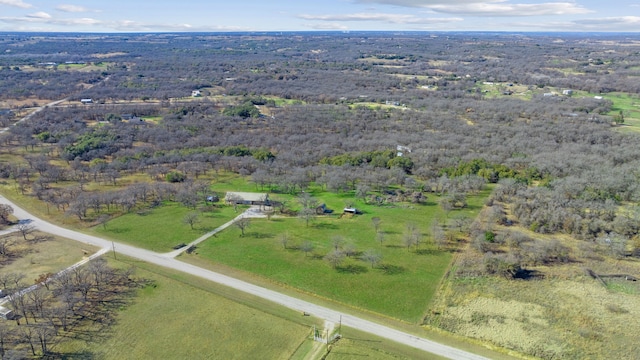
328, 326, 448, 360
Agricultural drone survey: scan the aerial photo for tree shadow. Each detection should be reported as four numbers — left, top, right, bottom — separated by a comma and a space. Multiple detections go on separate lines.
107, 227, 130, 234
513, 268, 545, 280
314, 223, 338, 230
336, 264, 368, 274
385, 244, 404, 249
415, 248, 439, 255
51, 350, 96, 360
249, 232, 274, 239
381, 264, 405, 275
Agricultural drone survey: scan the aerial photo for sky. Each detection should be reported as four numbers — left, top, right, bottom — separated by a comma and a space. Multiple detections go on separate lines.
0, 0, 639, 33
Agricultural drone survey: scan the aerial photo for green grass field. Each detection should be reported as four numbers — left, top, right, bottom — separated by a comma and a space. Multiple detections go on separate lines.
92, 202, 240, 252
182, 189, 489, 322
55, 258, 311, 360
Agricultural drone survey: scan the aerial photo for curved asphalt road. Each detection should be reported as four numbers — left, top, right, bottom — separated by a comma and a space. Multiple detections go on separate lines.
1, 195, 489, 360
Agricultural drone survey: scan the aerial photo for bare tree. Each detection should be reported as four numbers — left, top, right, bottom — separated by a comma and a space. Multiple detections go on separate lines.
17, 223, 35, 241
371, 217, 382, 233
298, 207, 317, 227
0, 237, 15, 256
0, 322, 11, 359
9, 293, 31, 324
27, 287, 49, 319
325, 250, 345, 269
331, 235, 345, 251
0, 204, 13, 225
182, 212, 200, 230
376, 231, 386, 246
300, 241, 314, 257
34, 323, 56, 355
234, 217, 250, 237
431, 219, 447, 249
20, 326, 36, 356
362, 249, 382, 268
344, 243, 358, 257
403, 223, 421, 251
96, 214, 110, 230
278, 233, 289, 249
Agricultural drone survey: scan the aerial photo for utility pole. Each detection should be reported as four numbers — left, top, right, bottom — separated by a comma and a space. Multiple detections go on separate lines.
326, 329, 329, 352
112, 241, 117, 260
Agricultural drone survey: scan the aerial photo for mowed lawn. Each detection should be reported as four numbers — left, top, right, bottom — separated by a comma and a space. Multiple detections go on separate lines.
187, 190, 489, 322
57, 262, 310, 359
93, 202, 240, 252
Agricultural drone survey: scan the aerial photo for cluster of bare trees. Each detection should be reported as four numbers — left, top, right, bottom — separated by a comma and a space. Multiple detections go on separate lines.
1, 33, 639, 273
0, 259, 140, 358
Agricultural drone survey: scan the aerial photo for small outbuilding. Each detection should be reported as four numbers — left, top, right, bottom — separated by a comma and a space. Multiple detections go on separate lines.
0, 306, 15, 320
80, 98, 93, 104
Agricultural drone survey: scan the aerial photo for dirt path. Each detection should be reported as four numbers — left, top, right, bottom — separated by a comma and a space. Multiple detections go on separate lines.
0, 196, 490, 360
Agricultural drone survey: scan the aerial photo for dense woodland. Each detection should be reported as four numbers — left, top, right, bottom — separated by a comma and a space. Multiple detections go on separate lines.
0, 32, 639, 281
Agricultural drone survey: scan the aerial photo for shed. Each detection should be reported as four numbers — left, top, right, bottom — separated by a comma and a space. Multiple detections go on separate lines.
316, 204, 333, 214
225, 192, 270, 206
80, 98, 93, 104
343, 207, 360, 214
192, 90, 201, 97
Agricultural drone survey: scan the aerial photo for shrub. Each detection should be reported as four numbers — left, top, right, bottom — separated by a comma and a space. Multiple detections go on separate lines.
166, 170, 186, 183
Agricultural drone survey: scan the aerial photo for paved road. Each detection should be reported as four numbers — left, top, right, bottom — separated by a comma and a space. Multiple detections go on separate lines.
0, 98, 69, 134
0, 196, 489, 360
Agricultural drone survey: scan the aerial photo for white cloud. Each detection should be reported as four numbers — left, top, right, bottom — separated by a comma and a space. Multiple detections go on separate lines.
354, 0, 592, 17
573, 16, 640, 30
428, 2, 592, 16
0, 0, 32, 8
305, 22, 350, 30
56, 4, 90, 13
104, 19, 247, 32
0, 15, 102, 26
355, 0, 474, 6
26, 11, 52, 19
504, 16, 640, 31
298, 13, 462, 24
0, 12, 249, 31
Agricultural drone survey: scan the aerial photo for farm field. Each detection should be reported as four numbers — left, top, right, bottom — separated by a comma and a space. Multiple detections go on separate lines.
51, 258, 313, 360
